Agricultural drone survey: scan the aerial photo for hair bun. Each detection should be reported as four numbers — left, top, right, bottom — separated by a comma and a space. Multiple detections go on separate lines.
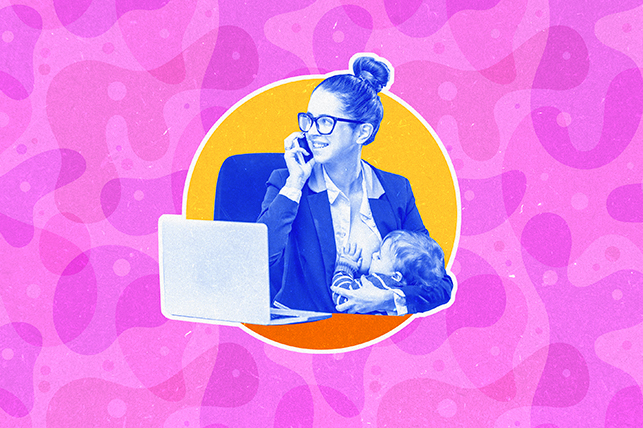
352, 56, 390, 93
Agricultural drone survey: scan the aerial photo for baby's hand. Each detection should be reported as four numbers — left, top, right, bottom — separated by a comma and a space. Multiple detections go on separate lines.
342, 243, 362, 263
338, 243, 362, 272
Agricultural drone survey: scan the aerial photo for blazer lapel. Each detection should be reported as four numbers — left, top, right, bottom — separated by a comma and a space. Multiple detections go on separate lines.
370, 196, 399, 236
304, 189, 336, 283
369, 168, 402, 235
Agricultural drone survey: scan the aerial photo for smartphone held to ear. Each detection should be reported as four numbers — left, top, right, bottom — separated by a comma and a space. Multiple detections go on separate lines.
297, 136, 313, 163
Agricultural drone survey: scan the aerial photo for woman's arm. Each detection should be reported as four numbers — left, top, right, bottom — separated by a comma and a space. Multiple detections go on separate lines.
257, 171, 299, 266
331, 281, 396, 314
257, 132, 316, 266
398, 274, 453, 314
333, 274, 453, 315
401, 178, 428, 234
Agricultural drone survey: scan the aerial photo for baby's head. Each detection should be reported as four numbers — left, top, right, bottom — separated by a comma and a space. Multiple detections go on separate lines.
369, 230, 446, 286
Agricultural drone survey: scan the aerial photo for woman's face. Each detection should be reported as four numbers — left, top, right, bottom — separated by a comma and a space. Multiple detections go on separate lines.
305, 89, 361, 164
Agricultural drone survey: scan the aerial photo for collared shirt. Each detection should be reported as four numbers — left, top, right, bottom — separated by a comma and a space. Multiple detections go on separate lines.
279, 161, 383, 266
315, 161, 383, 265
278, 161, 408, 314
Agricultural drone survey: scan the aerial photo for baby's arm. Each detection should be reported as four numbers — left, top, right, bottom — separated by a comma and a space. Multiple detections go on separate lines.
331, 244, 362, 306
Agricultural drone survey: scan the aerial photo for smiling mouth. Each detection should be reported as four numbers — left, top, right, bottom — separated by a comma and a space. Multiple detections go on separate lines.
311, 140, 329, 149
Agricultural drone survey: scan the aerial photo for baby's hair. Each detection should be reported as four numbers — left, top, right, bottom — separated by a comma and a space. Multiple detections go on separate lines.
384, 230, 447, 287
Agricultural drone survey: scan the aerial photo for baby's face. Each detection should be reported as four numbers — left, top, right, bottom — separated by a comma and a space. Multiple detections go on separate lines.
368, 240, 397, 276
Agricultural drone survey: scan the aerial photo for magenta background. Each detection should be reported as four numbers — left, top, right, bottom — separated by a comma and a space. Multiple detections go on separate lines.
1, 0, 643, 426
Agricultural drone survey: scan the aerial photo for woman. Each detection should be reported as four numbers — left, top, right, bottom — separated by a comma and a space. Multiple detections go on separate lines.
258, 54, 452, 314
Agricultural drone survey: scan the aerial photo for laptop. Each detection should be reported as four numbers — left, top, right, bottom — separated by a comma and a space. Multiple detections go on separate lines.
158, 214, 332, 325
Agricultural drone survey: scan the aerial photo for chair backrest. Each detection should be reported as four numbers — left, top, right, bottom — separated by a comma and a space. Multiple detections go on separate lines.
214, 153, 286, 222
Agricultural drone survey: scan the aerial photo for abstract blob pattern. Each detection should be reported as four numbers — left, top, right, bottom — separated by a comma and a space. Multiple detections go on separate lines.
0, 0, 642, 426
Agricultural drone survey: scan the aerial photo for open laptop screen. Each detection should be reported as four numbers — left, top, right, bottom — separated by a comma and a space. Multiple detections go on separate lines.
159, 215, 271, 325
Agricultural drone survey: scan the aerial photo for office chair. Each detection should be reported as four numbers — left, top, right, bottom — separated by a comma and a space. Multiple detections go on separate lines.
213, 153, 287, 300
213, 153, 286, 222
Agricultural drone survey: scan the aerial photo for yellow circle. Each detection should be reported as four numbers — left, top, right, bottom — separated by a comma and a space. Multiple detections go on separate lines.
186, 78, 458, 351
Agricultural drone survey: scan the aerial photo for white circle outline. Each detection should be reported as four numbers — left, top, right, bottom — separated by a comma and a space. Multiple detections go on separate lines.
181, 53, 461, 354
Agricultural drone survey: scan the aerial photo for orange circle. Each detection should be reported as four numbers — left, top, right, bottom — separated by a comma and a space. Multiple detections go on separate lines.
186, 78, 458, 351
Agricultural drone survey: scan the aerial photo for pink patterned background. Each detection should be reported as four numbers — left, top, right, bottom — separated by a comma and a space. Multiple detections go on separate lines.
1, 0, 643, 426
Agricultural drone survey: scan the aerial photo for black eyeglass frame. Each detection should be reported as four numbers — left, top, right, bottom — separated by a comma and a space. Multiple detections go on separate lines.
298, 112, 364, 135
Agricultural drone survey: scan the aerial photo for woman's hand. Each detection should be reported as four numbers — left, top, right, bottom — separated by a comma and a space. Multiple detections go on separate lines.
284, 132, 315, 190
331, 277, 395, 314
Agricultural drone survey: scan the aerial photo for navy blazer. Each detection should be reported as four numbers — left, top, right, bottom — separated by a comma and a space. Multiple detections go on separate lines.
257, 164, 452, 313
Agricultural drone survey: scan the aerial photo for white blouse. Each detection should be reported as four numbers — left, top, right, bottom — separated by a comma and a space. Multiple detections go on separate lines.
278, 161, 407, 314
317, 161, 383, 273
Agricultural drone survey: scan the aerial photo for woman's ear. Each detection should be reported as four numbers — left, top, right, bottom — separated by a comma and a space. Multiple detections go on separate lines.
392, 271, 403, 282
355, 123, 373, 145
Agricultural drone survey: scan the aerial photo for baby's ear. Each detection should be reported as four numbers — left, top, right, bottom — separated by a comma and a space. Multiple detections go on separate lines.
392, 271, 403, 282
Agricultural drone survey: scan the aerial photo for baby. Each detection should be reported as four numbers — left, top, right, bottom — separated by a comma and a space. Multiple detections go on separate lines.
331, 230, 452, 315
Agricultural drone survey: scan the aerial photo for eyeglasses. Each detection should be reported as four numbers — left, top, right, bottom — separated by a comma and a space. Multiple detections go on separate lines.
298, 112, 363, 135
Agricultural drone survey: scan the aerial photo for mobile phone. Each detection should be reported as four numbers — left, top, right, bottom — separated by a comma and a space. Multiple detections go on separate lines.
297, 135, 313, 162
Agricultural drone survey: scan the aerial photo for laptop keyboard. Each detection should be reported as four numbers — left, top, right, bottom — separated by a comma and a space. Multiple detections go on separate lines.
270, 312, 297, 320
